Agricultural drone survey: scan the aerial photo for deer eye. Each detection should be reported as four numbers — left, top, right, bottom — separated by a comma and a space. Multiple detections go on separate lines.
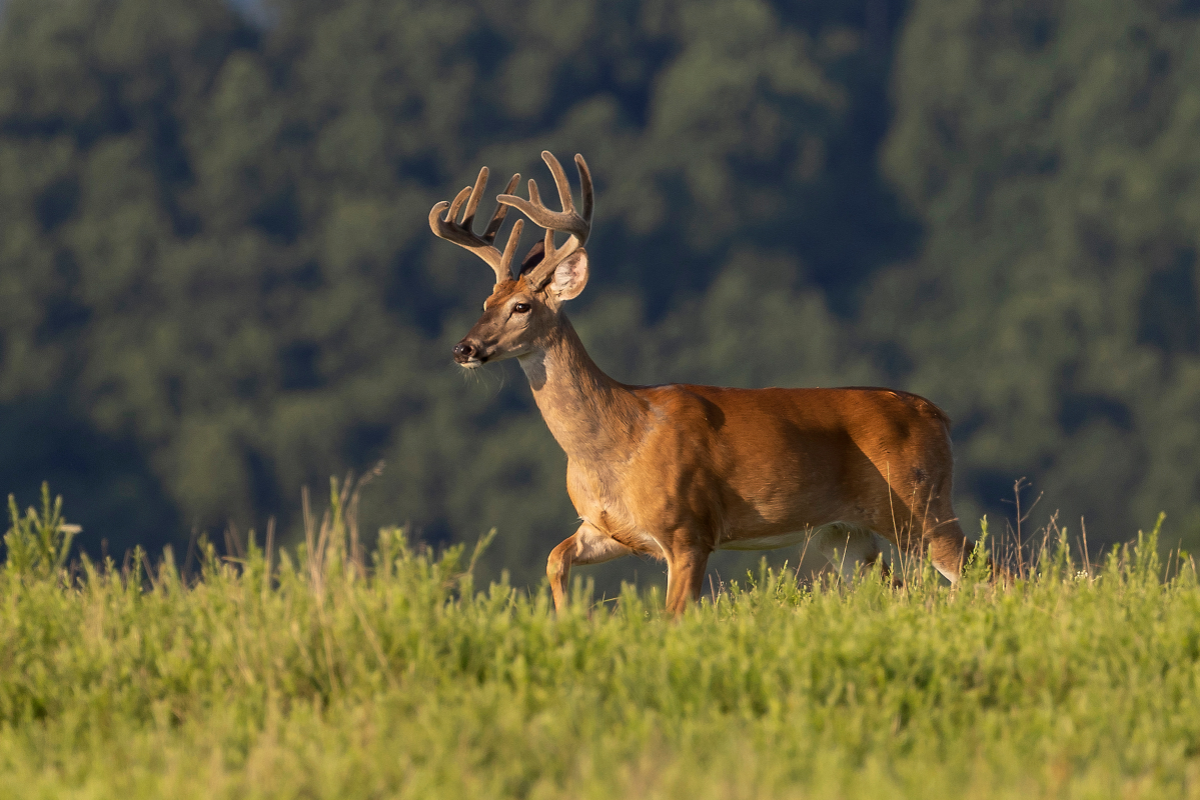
513, 303, 531, 314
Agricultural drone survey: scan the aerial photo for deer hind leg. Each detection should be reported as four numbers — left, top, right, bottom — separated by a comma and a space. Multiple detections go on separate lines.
881, 463, 970, 584
923, 514, 969, 583
814, 524, 888, 582
546, 521, 632, 612
909, 489, 969, 584
664, 544, 710, 618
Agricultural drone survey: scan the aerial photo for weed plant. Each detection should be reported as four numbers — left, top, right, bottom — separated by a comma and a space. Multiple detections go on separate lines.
1, 482, 1199, 799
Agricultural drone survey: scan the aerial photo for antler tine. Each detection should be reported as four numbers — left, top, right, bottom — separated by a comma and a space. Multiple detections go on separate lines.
575, 154, 593, 224
429, 166, 523, 285
498, 219, 524, 279
542, 151, 575, 214
481, 173, 521, 243
428, 200, 478, 252
496, 151, 590, 246
447, 185, 473, 223
523, 177, 561, 264
460, 167, 489, 230
496, 151, 594, 289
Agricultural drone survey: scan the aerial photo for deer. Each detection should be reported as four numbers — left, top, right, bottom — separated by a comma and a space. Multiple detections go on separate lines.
429, 151, 975, 616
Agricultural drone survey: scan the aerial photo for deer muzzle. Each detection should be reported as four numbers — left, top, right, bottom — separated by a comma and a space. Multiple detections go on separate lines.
453, 339, 485, 367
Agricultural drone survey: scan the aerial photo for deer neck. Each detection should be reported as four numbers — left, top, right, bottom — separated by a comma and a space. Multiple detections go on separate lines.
518, 314, 644, 462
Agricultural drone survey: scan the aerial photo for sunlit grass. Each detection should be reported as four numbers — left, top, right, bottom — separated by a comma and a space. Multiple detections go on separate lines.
1, 483, 1199, 799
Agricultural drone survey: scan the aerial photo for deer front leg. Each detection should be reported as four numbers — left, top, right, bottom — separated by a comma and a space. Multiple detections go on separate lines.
664, 544, 710, 617
546, 521, 632, 612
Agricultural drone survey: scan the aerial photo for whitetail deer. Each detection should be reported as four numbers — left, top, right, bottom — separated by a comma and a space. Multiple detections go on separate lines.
430, 151, 974, 615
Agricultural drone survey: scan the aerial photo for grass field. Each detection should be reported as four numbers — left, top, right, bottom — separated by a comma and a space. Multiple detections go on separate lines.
2, 484, 1200, 799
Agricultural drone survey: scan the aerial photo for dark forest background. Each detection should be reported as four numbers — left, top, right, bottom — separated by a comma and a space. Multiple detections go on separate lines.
2, 0, 1199, 586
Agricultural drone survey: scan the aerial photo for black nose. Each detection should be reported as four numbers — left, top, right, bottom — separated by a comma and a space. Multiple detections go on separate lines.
453, 341, 476, 362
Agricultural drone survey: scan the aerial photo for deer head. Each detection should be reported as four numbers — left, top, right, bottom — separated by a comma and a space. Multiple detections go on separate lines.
428, 151, 593, 368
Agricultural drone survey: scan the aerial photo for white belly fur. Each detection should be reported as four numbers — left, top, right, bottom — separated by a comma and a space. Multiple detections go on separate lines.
716, 522, 881, 555
717, 530, 812, 551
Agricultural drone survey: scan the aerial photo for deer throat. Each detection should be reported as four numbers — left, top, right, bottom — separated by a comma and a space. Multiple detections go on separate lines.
519, 326, 644, 464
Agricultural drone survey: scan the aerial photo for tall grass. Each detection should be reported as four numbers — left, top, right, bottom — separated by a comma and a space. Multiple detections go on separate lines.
1, 483, 1199, 799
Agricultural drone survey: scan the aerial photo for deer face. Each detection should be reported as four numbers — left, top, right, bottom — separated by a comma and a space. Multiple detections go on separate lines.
453, 249, 589, 368
453, 279, 543, 367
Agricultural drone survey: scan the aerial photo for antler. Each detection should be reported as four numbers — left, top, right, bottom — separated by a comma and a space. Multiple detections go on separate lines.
497, 151, 593, 289
429, 167, 525, 285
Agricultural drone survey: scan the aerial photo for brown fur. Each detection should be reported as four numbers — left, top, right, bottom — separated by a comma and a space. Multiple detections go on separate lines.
455, 273, 969, 616
437, 152, 971, 616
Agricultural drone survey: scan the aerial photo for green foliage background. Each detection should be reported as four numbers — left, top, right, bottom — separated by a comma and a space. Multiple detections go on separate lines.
0, 0, 1197, 582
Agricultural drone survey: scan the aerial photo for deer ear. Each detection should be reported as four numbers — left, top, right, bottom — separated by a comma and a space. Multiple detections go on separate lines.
548, 248, 589, 302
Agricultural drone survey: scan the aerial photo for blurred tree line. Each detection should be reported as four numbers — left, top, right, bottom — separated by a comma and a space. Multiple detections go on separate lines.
0, 0, 1196, 584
